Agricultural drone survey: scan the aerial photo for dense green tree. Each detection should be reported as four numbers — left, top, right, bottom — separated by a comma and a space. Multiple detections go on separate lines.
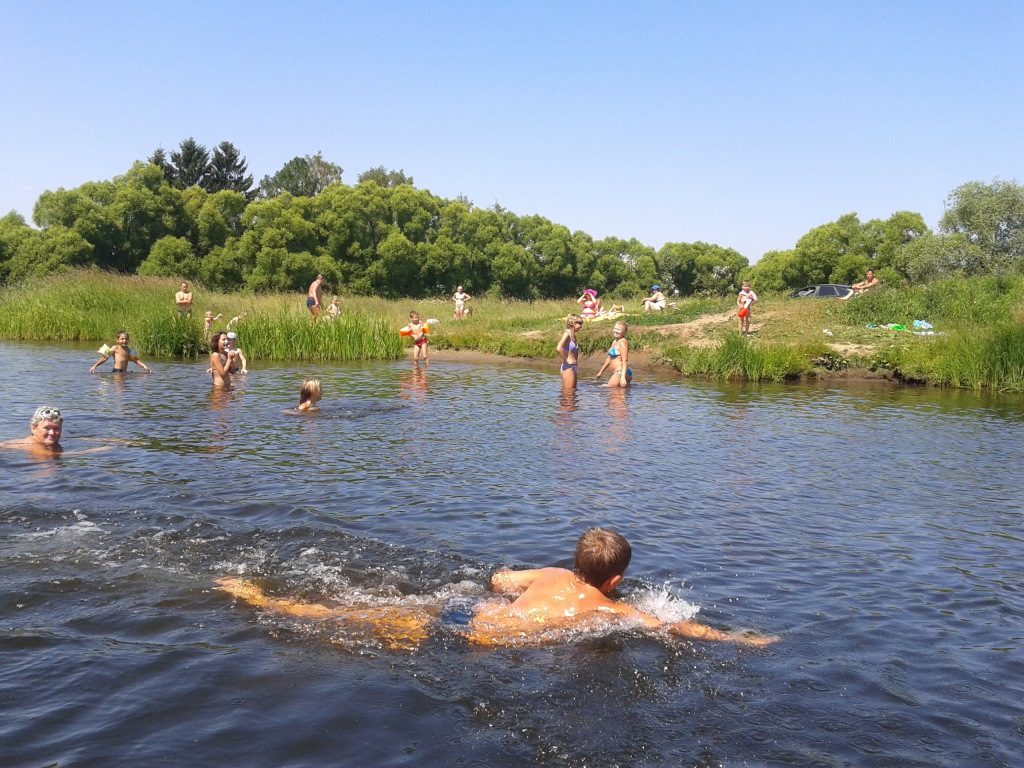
368, 230, 420, 296
260, 152, 343, 198
148, 148, 174, 185
170, 138, 211, 189
940, 180, 1024, 271
742, 250, 799, 292
893, 232, 987, 283
197, 191, 247, 254
208, 141, 254, 197
657, 241, 747, 295
138, 236, 200, 278
490, 242, 536, 299
357, 166, 414, 188
4, 226, 93, 283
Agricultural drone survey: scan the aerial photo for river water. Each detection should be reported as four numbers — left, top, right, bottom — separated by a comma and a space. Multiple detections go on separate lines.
1, 343, 1022, 767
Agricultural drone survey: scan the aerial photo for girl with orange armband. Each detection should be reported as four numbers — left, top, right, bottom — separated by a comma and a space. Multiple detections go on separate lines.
401, 311, 430, 363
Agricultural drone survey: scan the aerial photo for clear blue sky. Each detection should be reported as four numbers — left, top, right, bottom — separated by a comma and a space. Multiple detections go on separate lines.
2, 0, 1021, 262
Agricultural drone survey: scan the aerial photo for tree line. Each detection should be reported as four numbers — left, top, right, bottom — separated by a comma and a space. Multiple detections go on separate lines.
0, 137, 1021, 298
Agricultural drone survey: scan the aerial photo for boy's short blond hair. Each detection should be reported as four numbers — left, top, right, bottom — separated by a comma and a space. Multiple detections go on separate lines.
574, 528, 632, 587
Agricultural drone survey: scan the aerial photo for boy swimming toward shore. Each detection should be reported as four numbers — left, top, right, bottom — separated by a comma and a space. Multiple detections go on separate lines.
216, 528, 777, 649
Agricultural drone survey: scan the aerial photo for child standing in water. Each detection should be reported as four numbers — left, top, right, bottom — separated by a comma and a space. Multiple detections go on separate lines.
297, 379, 322, 411
89, 331, 152, 374
737, 280, 757, 334
595, 321, 631, 387
403, 311, 429, 364
556, 314, 583, 388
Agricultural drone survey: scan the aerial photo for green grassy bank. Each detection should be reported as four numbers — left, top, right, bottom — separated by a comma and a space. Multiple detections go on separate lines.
2, 270, 1022, 391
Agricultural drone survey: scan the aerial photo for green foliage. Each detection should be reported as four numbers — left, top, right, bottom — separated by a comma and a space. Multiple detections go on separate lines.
0, 271, 401, 362
170, 137, 211, 189
260, 152, 343, 197
231, 311, 402, 362
658, 241, 748, 295
357, 167, 414, 188
898, 321, 1024, 391
138, 236, 199, 278
941, 180, 1024, 271
662, 332, 812, 382
209, 141, 254, 197
825, 275, 1021, 326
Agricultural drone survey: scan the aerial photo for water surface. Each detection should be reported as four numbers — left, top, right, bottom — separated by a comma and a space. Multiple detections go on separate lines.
1, 343, 1022, 767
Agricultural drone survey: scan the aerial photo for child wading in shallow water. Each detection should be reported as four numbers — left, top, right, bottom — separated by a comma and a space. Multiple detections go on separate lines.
402, 311, 430, 364
89, 331, 152, 374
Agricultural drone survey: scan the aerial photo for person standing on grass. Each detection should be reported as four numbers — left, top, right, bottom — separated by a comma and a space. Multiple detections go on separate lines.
737, 281, 757, 334
453, 286, 472, 319
307, 275, 325, 319
175, 282, 193, 316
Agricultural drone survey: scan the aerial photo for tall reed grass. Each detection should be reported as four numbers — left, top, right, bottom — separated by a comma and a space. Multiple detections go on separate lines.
661, 333, 813, 382
896, 322, 1024, 391
826, 275, 1023, 326
0, 270, 402, 361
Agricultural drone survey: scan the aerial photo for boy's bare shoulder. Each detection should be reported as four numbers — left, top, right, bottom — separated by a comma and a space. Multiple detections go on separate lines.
491, 566, 569, 593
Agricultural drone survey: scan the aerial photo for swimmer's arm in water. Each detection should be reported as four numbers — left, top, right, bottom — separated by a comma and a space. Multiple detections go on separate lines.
611, 603, 778, 646
594, 356, 611, 379
666, 619, 778, 646
89, 353, 110, 373
129, 354, 152, 373
490, 567, 546, 594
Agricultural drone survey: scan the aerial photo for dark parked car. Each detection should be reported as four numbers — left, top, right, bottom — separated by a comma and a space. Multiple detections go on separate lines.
788, 284, 854, 299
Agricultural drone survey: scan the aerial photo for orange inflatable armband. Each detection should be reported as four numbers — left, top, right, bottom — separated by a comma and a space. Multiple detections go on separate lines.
399, 326, 413, 337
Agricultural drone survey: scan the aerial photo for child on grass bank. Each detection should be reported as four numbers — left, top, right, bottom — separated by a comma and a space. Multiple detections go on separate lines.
737, 281, 757, 334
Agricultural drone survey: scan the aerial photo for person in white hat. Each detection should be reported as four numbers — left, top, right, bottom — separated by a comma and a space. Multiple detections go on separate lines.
225, 331, 248, 374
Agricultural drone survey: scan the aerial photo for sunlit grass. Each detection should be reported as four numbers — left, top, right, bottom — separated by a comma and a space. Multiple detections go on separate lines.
3, 270, 1023, 389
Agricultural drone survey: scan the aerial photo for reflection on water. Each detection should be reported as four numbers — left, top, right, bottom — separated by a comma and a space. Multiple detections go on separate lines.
0, 343, 1022, 767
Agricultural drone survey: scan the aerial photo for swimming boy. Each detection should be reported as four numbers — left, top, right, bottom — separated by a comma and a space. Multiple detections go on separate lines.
89, 332, 152, 374
216, 528, 777, 649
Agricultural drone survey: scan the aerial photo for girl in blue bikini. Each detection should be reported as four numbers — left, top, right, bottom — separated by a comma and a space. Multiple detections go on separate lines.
556, 314, 583, 388
595, 321, 631, 387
